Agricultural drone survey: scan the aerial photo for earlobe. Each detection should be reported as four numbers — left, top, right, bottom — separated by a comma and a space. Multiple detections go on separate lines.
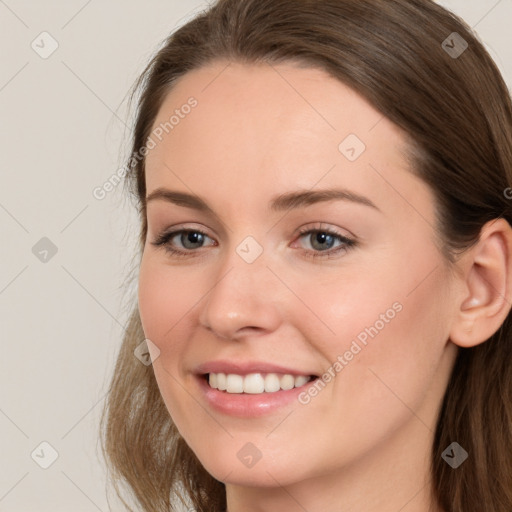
449, 218, 512, 348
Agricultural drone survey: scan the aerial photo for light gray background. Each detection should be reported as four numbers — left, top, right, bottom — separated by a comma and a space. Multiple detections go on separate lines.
0, 1, 510, 511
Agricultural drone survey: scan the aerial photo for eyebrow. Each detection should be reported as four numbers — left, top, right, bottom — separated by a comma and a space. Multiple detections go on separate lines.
145, 187, 381, 213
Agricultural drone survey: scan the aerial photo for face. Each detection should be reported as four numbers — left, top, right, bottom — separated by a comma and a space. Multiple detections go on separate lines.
138, 61, 459, 488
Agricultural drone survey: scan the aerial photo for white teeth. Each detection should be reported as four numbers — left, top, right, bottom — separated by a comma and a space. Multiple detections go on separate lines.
294, 375, 309, 387
280, 374, 295, 390
217, 373, 227, 391
207, 372, 313, 394
264, 373, 281, 393
243, 373, 265, 394
226, 374, 244, 393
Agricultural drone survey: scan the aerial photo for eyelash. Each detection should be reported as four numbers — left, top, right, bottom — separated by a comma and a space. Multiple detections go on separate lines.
151, 225, 357, 260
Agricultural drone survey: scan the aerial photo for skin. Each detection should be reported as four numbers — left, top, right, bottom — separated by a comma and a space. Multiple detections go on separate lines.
138, 60, 512, 512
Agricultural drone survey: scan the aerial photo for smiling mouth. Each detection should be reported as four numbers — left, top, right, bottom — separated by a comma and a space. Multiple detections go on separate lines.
203, 372, 318, 394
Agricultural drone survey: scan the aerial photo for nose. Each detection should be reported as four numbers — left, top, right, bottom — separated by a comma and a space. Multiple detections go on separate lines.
198, 243, 283, 341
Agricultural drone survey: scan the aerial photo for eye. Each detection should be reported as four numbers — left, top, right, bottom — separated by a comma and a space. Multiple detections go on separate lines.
150, 224, 357, 260
151, 228, 216, 258
294, 225, 356, 260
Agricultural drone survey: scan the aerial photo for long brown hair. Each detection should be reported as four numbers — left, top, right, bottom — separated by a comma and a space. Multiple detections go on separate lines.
100, 1, 512, 510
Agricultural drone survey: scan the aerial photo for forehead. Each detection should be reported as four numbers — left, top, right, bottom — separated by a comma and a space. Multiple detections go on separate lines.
147, 60, 401, 161
144, 60, 431, 222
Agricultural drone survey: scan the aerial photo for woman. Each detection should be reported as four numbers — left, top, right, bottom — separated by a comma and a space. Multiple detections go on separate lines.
100, 0, 512, 511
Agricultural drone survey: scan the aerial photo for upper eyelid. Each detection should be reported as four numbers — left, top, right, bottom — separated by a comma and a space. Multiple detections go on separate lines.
157, 223, 350, 238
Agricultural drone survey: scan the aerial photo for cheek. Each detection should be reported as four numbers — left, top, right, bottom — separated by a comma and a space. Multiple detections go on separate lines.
312, 239, 450, 393
138, 259, 169, 340
137, 255, 225, 419
302, 261, 402, 362
138, 256, 199, 364
322, 255, 451, 423
138, 256, 202, 429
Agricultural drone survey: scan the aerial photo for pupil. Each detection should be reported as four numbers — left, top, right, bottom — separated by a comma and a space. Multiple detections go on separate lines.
313, 232, 333, 250
184, 232, 203, 248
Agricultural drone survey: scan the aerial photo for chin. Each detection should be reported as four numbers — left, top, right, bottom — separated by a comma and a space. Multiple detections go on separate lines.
206, 461, 302, 488
186, 439, 313, 488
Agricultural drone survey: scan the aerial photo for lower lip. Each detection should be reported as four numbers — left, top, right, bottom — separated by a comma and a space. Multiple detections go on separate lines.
196, 375, 317, 417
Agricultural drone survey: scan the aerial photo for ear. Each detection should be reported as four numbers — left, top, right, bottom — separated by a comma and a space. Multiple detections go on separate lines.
449, 217, 512, 348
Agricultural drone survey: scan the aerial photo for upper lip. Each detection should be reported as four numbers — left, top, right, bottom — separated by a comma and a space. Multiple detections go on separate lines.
195, 360, 318, 377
